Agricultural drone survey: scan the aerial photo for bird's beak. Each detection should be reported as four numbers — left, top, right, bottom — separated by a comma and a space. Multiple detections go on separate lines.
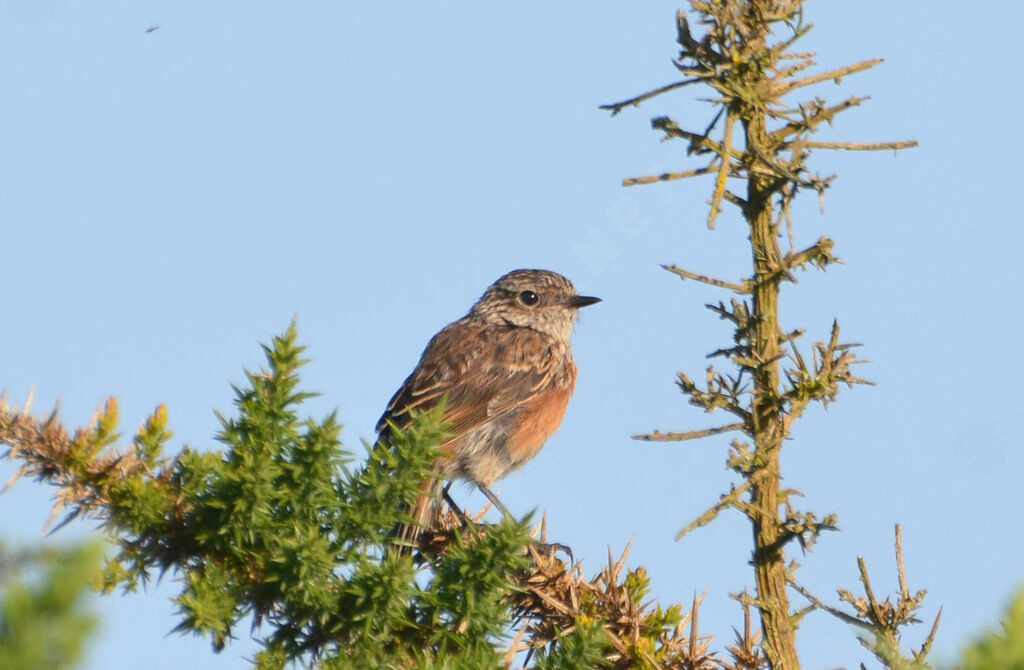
569, 295, 601, 308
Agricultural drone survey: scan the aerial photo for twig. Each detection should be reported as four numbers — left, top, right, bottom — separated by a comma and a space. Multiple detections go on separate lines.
663, 264, 749, 293
780, 236, 837, 273
916, 607, 943, 661
599, 78, 702, 116
623, 166, 714, 186
707, 111, 736, 229
774, 58, 883, 95
857, 556, 887, 626
677, 480, 752, 540
797, 140, 919, 151
652, 117, 746, 160
633, 422, 745, 442
768, 95, 867, 143
895, 524, 908, 600
788, 582, 873, 631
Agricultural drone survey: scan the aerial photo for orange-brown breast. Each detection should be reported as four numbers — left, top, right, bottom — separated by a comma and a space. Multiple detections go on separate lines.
505, 361, 576, 466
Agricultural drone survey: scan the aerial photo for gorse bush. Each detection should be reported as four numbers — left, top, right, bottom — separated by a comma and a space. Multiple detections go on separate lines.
1, 323, 717, 669
0, 541, 102, 670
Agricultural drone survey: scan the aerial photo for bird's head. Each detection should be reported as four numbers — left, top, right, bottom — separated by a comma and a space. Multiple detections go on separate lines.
469, 269, 600, 340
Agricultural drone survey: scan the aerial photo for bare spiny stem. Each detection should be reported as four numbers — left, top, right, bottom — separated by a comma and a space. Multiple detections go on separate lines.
773, 58, 883, 95
797, 140, 918, 152
633, 422, 745, 442
663, 264, 750, 293
677, 480, 752, 541
600, 77, 702, 116
708, 111, 736, 229
792, 525, 938, 668
624, 166, 715, 186
608, 2, 921, 668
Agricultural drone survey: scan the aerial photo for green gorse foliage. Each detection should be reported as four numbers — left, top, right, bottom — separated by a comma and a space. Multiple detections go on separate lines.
99, 322, 540, 667
960, 589, 1024, 670
2, 323, 627, 668
0, 541, 102, 670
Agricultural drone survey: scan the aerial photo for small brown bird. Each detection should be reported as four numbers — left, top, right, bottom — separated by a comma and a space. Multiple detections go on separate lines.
377, 269, 600, 550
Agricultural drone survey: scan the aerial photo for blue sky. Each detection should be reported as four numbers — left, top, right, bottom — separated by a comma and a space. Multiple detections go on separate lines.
2, 1, 1022, 668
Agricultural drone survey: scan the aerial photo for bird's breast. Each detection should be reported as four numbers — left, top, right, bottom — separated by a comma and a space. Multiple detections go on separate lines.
504, 383, 573, 465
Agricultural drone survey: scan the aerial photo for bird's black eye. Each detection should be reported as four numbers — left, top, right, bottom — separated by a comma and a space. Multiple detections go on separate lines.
518, 290, 539, 306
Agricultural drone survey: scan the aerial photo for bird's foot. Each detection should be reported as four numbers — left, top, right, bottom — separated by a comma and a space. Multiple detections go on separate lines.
530, 541, 573, 564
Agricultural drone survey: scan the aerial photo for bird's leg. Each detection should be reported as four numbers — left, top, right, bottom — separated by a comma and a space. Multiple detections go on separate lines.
476, 483, 512, 519
441, 483, 493, 548
441, 482, 472, 527
477, 484, 573, 562
473, 484, 573, 562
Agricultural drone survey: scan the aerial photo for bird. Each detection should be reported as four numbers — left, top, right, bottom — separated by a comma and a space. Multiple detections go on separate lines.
376, 268, 600, 553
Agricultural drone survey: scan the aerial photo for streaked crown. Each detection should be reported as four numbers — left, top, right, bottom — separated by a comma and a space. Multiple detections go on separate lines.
469, 269, 600, 340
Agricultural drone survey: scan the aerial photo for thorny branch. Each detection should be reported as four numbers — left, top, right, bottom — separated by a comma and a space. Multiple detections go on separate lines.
600, 78, 702, 116
1, 394, 767, 669
663, 264, 750, 293
791, 526, 941, 668
606, 1, 923, 668
633, 422, 745, 443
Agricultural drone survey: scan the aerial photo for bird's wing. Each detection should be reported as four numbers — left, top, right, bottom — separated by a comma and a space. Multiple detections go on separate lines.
376, 321, 555, 442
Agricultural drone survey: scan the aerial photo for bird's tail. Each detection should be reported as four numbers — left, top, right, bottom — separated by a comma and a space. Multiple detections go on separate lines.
393, 477, 444, 556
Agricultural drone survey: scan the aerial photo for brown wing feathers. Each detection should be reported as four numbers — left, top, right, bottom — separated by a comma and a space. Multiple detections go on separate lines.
377, 322, 555, 447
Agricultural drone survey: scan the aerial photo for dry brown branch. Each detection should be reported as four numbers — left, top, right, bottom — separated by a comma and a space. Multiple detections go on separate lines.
773, 58, 883, 95
416, 504, 766, 669
0, 395, 167, 528
915, 608, 942, 663
609, 2, 918, 665
663, 264, 750, 293
789, 526, 939, 668
796, 140, 918, 152
677, 481, 752, 541
708, 112, 736, 229
624, 166, 716, 186
725, 594, 767, 670
767, 95, 867, 144
600, 78, 703, 116
633, 422, 745, 442
652, 117, 746, 161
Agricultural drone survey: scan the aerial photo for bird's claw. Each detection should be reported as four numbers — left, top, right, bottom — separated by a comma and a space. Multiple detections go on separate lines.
531, 541, 573, 564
